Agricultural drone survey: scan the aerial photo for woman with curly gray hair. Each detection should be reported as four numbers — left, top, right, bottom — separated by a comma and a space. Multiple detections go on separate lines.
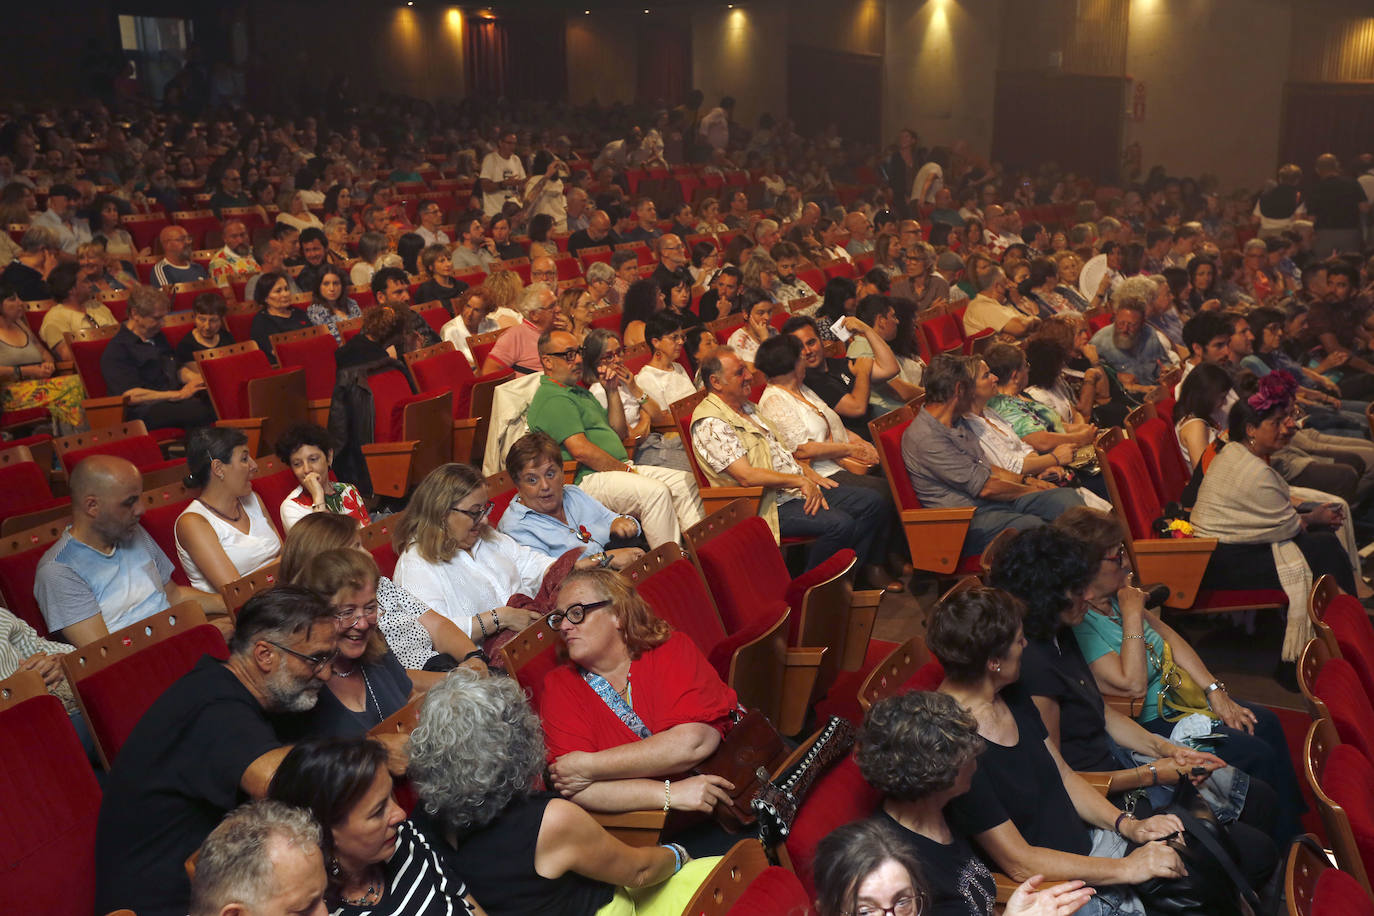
856, 691, 1093, 916
408, 669, 720, 916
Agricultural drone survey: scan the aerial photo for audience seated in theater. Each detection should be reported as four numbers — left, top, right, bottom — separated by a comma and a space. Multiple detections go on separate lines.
208, 219, 259, 290
567, 209, 617, 259
176, 426, 283, 593
1242, 305, 1368, 436
1051, 507, 1309, 833
250, 269, 312, 362
274, 423, 370, 534
374, 264, 439, 352
619, 277, 661, 348
409, 669, 720, 915
103, 291, 214, 433
282, 512, 487, 675
482, 284, 557, 376
415, 243, 469, 316
636, 314, 697, 409
724, 287, 777, 365
497, 432, 646, 569
901, 355, 1083, 555
527, 328, 703, 547
80, 236, 139, 293
174, 291, 235, 367
890, 242, 951, 314
2, 224, 56, 301
246, 238, 302, 302
394, 462, 581, 645
785, 313, 898, 441
188, 800, 328, 916
541, 569, 739, 834
849, 296, 925, 411
770, 241, 819, 303
32, 182, 91, 254
697, 264, 743, 323
557, 287, 595, 344
305, 263, 362, 345
1088, 279, 1171, 387
334, 303, 406, 376
926, 587, 1186, 915
0, 272, 86, 433
441, 286, 500, 367
151, 224, 209, 288
415, 200, 451, 249
651, 233, 693, 289
963, 265, 1040, 342
1174, 362, 1233, 470
95, 586, 341, 916
852, 694, 1096, 916
1299, 261, 1374, 400
659, 271, 702, 329
35, 454, 227, 645
691, 345, 892, 575
349, 231, 390, 289
296, 227, 333, 294
267, 737, 485, 915
0, 604, 90, 748
1189, 375, 1359, 660
582, 327, 689, 472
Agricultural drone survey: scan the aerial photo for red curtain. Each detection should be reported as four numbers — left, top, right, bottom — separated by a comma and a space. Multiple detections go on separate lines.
464, 16, 566, 102
637, 24, 690, 107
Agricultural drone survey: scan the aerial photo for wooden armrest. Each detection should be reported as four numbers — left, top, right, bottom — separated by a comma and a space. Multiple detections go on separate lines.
82, 394, 129, 428
452, 416, 481, 465
897, 506, 977, 575
306, 396, 330, 427
1132, 537, 1218, 608
362, 440, 421, 498
701, 485, 765, 517
842, 588, 884, 671
780, 645, 827, 734
54, 361, 75, 373
1103, 693, 1145, 718
1077, 771, 1114, 795
594, 809, 667, 847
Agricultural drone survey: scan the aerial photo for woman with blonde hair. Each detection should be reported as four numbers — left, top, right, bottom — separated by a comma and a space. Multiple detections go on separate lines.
483, 268, 526, 328
694, 197, 728, 234
739, 249, 779, 301
281, 512, 487, 675
276, 189, 325, 232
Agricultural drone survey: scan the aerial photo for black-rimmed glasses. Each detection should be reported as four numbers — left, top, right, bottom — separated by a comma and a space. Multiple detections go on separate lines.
547, 599, 612, 629
450, 501, 494, 524
850, 895, 922, 916
266, 640, 338, 673
542, 347, 583, 363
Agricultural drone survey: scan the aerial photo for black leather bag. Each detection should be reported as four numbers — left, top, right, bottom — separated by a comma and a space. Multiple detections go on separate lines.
1130, 779, 1257, 916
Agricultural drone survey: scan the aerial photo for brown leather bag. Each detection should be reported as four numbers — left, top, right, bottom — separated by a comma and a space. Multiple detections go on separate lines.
692, 709, 789, 832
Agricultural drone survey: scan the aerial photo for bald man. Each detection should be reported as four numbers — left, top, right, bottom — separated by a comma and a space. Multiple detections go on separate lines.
35, 455, 225, 645
151, 224, 210, 287
566, 209, 615, 258
208, 220, 259, 289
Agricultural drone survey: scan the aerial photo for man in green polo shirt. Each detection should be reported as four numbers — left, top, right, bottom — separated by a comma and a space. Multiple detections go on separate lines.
526, 329, 703, 547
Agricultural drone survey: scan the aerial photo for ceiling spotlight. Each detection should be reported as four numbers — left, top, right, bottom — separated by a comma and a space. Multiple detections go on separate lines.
584, 8, 590, 12
405, 1, 413, 5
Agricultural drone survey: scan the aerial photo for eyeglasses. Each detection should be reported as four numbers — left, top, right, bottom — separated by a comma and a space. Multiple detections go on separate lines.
333, 604, 379, 626
266, 640, 338, 673
449, 500, 494, 524
547, 598, 612, 629
531, 270, 558, 280
543, 347, 583, 363
850, 896, 922, 916
1104, 543, 1128, 567
597, 348, 623, 365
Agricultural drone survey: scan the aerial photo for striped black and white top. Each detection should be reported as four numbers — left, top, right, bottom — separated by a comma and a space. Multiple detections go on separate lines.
332, 820, 475, 916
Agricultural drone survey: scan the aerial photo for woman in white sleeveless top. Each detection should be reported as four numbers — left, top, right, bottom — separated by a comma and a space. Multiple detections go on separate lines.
175, 427, 282, 592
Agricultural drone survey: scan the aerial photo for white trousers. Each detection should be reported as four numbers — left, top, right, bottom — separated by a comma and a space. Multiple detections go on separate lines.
578, 466, 705, 547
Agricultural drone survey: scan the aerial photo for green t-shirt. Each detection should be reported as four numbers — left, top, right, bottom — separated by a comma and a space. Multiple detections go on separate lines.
846, 337, 904, 414
1071, 600, 1167, 722
526, 375, 628, 483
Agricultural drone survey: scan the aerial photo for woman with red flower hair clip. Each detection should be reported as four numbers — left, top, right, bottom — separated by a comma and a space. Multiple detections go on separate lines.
498, 431, 649, 571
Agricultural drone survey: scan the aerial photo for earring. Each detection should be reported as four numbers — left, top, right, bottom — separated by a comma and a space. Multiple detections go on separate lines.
993, 662, 1001, 673
328, 857, 342, 877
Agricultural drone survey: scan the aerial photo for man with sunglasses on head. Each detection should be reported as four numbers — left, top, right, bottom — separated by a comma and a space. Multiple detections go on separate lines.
527, 328, 704, 549
95, 586, 345, 916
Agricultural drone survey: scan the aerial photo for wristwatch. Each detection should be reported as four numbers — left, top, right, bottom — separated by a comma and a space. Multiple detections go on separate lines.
1204, 680, 1227, 695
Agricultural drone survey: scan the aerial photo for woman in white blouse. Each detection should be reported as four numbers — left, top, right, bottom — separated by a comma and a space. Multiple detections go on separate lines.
175, 427, 283, 593
725, 288, 778, 366
754, 335, 908, 589
635, 314, 698, 414
275, 189, 325, 232
393, 464, 606, 644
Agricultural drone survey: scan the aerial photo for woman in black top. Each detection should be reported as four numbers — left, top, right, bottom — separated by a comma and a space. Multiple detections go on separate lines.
250, 270, 311, 363
856, 690, 1094, 916
415, 244, 469, 317
267, 736, 483, 916
174, 291, 235, 367
927, 587, 1185, 915
407, 671, 715, 916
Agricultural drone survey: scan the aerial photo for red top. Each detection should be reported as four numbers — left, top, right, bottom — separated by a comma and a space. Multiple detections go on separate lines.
540, 631, 739, 764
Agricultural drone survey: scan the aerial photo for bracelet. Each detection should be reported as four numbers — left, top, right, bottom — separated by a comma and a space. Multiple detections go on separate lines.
492, 609, 501, 632
660, 842, 685, 873
1148, 764, 1159, 786
458, 649, 489, 666
663, 779, 672, 812
476, 613, 490, 638
1122, 633, 1145, 642
1204, 680, 1227, 695
1114, 811, 1134, 836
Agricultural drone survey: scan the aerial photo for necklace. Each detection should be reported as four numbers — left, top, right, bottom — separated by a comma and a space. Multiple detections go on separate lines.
200, 497, 243, 523
339, 869, 383, 906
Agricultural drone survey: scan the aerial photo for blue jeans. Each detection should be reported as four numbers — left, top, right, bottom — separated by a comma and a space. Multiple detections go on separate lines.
963, 488, 1085, 555
775, 482, 891, 570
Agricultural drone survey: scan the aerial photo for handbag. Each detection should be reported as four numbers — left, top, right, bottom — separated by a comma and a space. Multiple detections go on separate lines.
1155, 640, 1216, 722
752, 716, 856, 847
690, 708, 789, 832
1131, 779, 1257, 916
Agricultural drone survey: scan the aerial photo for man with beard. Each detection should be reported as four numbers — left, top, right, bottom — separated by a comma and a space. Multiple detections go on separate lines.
94, 586, 339, 916
208, 219, 259, 289
1088, 277, 1170, 385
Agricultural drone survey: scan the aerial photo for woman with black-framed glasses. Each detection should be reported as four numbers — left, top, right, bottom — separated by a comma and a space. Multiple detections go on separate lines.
540, 568, 742, 853
394, 463, 609, 654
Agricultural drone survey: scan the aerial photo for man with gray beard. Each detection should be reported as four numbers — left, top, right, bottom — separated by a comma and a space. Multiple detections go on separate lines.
1088, 277, 1171, 385
95, 586, 339, 916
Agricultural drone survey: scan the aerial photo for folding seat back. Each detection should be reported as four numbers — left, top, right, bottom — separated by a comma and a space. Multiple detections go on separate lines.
274, 326, 339, 399
681, 841, 805, 916
172, 209, 218, 248
360, 512, 404, 580
0, 670, 102, 915
782, 753, 881, 896
626, 544, 732, 664
577, 245, 613, 269
66, 324, 122, 398
224, 305, 258, 344
1098, 430, 1164, 541
138, 483, 197, 586
123, 212, 170, 251
1306, 718, 1374, 895
248, 456, 297, 535
920, 311, 965, 356
370, 369, 421, 442
1324, 594, 1374, 701
160, 310, 196, 348
56, 420, 170, 476
857, 634, 944, 712
797, 267, 826, 295
1312, 649, 1374, 763
1312, 867, 1374, 916
169, 278, 223, 313
1129, 411, 1191, 503
0, 521, 68, 636
196, 342, 308, 452
60, 602, 228, 769
407, 341, 478, 417
684, 501, 791, 635
220, 563, 281, 617
468, 328, 504, 369
499, 618, 560, 712
23, 299, 52, 336
0, 446, 63, 527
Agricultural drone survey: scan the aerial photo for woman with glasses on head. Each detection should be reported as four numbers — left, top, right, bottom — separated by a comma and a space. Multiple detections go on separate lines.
393, 464, 608, 650
540, 569, 740, 843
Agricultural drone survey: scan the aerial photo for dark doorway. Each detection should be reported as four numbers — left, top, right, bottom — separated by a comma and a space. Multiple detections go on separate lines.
1279, 83, 1374, 173
787, 46, 882, 146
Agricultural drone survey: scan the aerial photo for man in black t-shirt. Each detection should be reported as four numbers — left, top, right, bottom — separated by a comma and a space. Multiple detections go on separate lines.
1307, 153, 1368, 256
782, 313, 900, 441
101, 286, 217, 431
94, 586, 339, 916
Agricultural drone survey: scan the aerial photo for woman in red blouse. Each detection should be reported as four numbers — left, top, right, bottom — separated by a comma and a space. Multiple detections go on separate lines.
540, 568, 739, 818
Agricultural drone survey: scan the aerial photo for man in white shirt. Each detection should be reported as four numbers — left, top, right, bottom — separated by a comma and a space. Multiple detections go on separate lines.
440, 288, 499, 366
479, 132, 526, 218
415, 200, 451, 247
32, 184, 92, 255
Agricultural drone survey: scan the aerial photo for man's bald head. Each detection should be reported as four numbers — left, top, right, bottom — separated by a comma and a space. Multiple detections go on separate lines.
70, 455, 146, 546
70, 454, 142, 503
589, 211, 611, 237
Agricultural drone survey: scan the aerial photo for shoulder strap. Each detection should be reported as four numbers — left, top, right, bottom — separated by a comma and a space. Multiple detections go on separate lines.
1172, 805, 1260, 909
581, 669, 652, 739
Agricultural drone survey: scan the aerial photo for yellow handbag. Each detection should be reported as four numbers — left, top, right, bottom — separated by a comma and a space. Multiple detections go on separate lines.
1155, 640, 1218, 722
